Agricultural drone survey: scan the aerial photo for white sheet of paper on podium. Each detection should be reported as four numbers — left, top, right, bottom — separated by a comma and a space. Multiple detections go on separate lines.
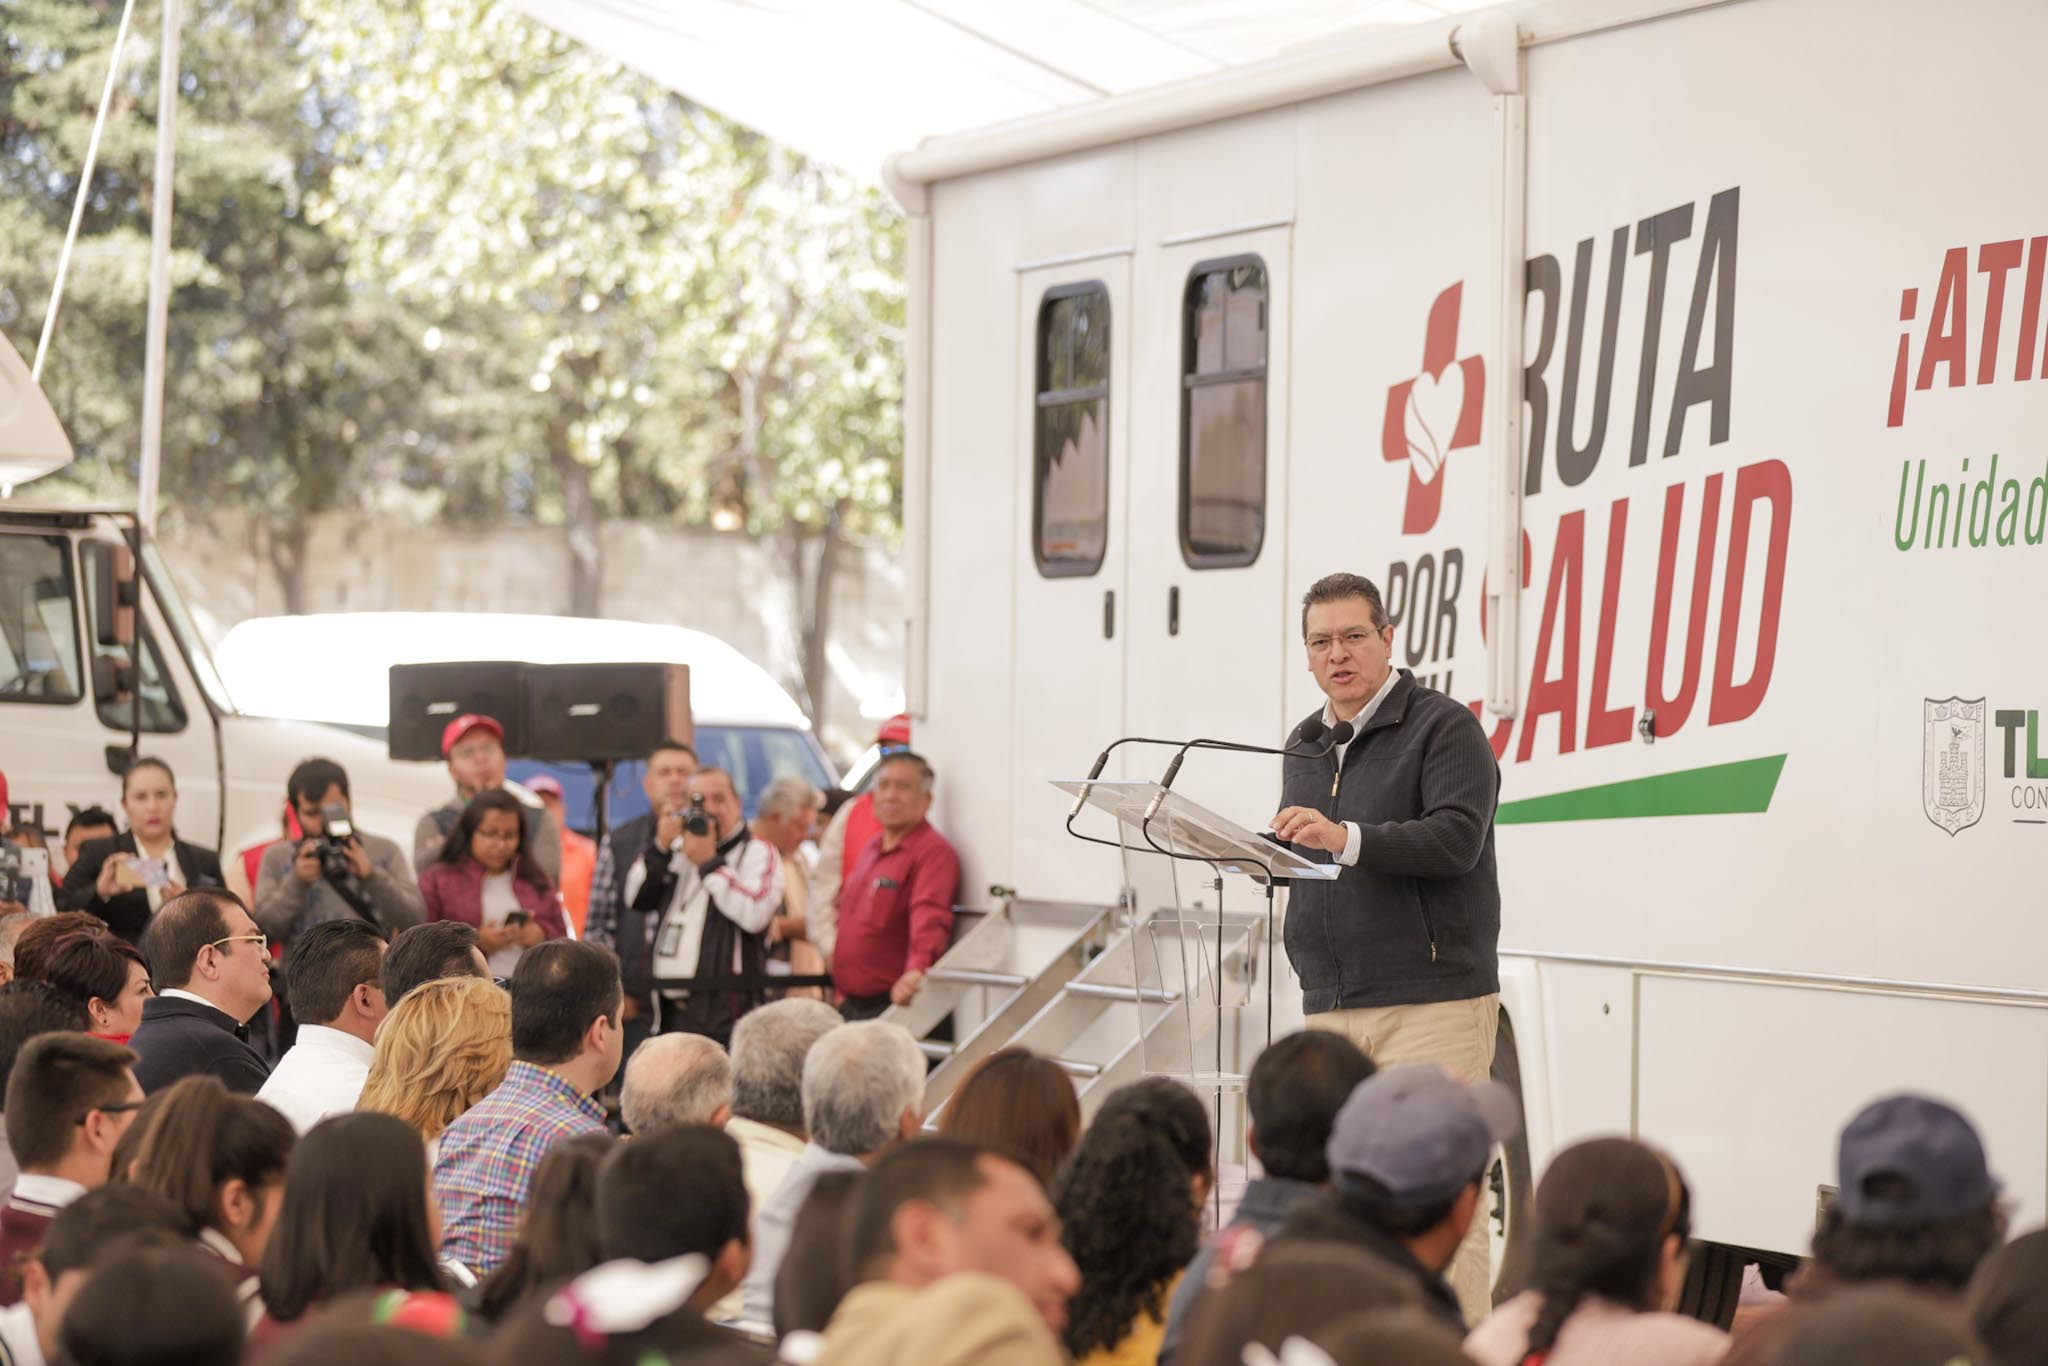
1049, 779, 1338, 881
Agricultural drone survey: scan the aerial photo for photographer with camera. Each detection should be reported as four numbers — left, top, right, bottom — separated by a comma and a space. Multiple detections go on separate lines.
624, 766, 783, 1047
253, 759, 425, 951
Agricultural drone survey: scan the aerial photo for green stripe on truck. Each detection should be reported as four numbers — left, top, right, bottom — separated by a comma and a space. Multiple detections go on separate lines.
1495, 754, 1788, 824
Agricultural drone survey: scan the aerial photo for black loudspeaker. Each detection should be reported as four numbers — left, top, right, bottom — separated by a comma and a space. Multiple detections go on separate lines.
522, 663, 693, 762
388, 662, 531, 761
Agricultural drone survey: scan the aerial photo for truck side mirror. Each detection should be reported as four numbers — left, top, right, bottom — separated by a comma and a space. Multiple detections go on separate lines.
88, 540, 136, 649
91, 652, 136, 706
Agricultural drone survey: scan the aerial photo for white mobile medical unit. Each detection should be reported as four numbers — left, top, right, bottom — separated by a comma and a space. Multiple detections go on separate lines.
888, 0, 2048, 1307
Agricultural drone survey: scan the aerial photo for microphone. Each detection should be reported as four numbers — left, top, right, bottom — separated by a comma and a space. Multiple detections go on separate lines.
1140, 717, 1354, 822
1067, 746, 1114, 820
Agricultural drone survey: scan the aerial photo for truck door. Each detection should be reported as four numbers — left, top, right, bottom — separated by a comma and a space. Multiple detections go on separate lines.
1123, 229, 1294, 841
1010, 261, 1132, 900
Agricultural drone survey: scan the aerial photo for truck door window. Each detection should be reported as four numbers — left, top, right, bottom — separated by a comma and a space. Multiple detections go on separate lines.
0, 535, 85, 704
81, 546, 187, 733
1180, 257, 1268, 568
1033, 282, 1111, 577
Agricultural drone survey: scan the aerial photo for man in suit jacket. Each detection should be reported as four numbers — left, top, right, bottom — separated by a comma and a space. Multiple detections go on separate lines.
128, 890, 273, 1095
0, 1034, 142, 1305
59, 833, 224, 947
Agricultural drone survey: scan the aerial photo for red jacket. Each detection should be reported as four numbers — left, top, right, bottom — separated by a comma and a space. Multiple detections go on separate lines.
418, 858, 568, 941
832, 820, 960, 998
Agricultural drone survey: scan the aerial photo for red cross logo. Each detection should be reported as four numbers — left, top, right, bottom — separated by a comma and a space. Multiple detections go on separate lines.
1381, 282, 1485, 536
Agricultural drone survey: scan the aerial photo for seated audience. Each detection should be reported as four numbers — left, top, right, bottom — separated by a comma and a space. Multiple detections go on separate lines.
0, 981, 92, 1194
474, 1131, 614, 1324
58, 758, 224, 946
127, 1073, 297, 1314
0, 1185, 189, 1366
599, 1125, 753, 1311
358, 975, 512, 1158
741, 1020, 926, 1325
254, 1112, 446, 1353
415, 715, 561, 883
257, 919, 389, 1132
1054, 1076, 1212, 1366
0, 914, 29, 986
1160, 1029, 1374, 1360
1466, 1137, 1724, 1365
492, 1257, 770, 1366
1724, 1093, 2005, 1365
1175, 1242, 1418, 1366
937, 1047, 1080, 1189
419, 789, 567, 980
1761, 1284, 1989, 1366
381, 920, 489, 1005
816, 1137, 1079, 1366
264, 1318, 489, 1366
254, 758, 426, 949
726, 998, 842, 1219
773, 1170, 866, 1338
55, 1239, 247, 1366
622, 1032, 733, 1134
1967, 1226, 2048, 1366
0, 1034, 142, 1304
1276, 1064, 1517, 1331
129, 888, 273, 1094
1314, 1307, 1479, 1366
36, 930, 151, 1043
433, 940, 623, 1278
10, 913, 112, 986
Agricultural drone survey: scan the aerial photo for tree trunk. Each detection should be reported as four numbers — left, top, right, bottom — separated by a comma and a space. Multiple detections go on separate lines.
549, 421, 603, 617
264, 517, 309, 615
783, 501, 845, 725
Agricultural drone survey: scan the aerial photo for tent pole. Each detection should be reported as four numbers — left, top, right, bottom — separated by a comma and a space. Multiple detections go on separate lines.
137, 0, 182, 535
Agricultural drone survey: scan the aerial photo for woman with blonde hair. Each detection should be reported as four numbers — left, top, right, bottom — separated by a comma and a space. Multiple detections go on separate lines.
358, 976, 511, 1156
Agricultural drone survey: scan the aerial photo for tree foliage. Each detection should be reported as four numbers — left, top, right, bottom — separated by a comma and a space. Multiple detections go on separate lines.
1, 0, 903, 716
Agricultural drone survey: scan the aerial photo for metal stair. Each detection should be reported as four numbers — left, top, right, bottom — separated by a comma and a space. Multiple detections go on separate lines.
895, 895, 1276, 1125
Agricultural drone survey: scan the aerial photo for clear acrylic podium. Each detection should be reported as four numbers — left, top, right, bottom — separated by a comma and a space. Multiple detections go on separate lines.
1049, 779, 1336, 1094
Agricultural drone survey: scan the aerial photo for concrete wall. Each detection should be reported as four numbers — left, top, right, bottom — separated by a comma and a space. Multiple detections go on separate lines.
157, 511, 905, 766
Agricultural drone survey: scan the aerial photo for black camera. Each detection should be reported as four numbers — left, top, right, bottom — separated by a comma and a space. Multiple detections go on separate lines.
682, 793, 713, 838
318, 802, 356, 881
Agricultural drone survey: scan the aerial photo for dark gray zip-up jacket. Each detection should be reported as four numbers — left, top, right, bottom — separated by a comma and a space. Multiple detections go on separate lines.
1279, 669, 1501, 1013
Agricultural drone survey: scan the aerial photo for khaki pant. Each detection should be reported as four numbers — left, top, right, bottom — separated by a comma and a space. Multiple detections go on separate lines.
1307, 994, 1500, 1327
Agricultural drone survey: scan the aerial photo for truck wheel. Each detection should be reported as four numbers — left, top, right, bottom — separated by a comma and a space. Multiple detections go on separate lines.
1488, 1009, 1535, 1305
1677, 1241, 1746, 1326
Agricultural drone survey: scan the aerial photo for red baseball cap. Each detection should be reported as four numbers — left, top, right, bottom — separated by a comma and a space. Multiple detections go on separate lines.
877, 713, 911, 747
440, 714, 505, 759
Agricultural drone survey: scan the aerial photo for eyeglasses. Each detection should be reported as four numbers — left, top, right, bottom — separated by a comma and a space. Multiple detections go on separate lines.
77, 1100, 147, 1125
208, 933, 268, 953
1306, 629, 1385, 657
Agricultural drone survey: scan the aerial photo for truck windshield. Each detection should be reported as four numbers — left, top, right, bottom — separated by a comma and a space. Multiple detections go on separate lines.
140, 542, 236, 715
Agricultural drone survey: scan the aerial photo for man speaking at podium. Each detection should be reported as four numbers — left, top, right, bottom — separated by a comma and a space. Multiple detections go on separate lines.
1269, 571, 1502, 1321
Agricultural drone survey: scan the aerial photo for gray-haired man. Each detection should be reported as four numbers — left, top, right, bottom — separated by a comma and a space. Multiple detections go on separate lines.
739, 1018, 924, 1327
620, 1032, 733, 1134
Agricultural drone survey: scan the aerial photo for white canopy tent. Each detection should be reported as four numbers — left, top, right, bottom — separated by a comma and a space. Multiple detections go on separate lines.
499, 0, 1499, 182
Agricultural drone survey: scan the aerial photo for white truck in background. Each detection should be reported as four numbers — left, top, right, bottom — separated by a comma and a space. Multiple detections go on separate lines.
889, 0, 2048, 1313
0, 502, 446, 877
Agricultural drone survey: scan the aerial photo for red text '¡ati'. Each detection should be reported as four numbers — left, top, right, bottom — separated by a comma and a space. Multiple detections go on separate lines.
1889, 236, 2048, 429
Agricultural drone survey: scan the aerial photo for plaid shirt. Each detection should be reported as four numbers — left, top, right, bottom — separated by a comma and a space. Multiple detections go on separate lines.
431, 1060, 607, 1277
583, 834, 622, 950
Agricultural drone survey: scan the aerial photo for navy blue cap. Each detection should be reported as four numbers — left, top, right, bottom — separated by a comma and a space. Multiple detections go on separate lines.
1837, 1094, 1998, 1227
